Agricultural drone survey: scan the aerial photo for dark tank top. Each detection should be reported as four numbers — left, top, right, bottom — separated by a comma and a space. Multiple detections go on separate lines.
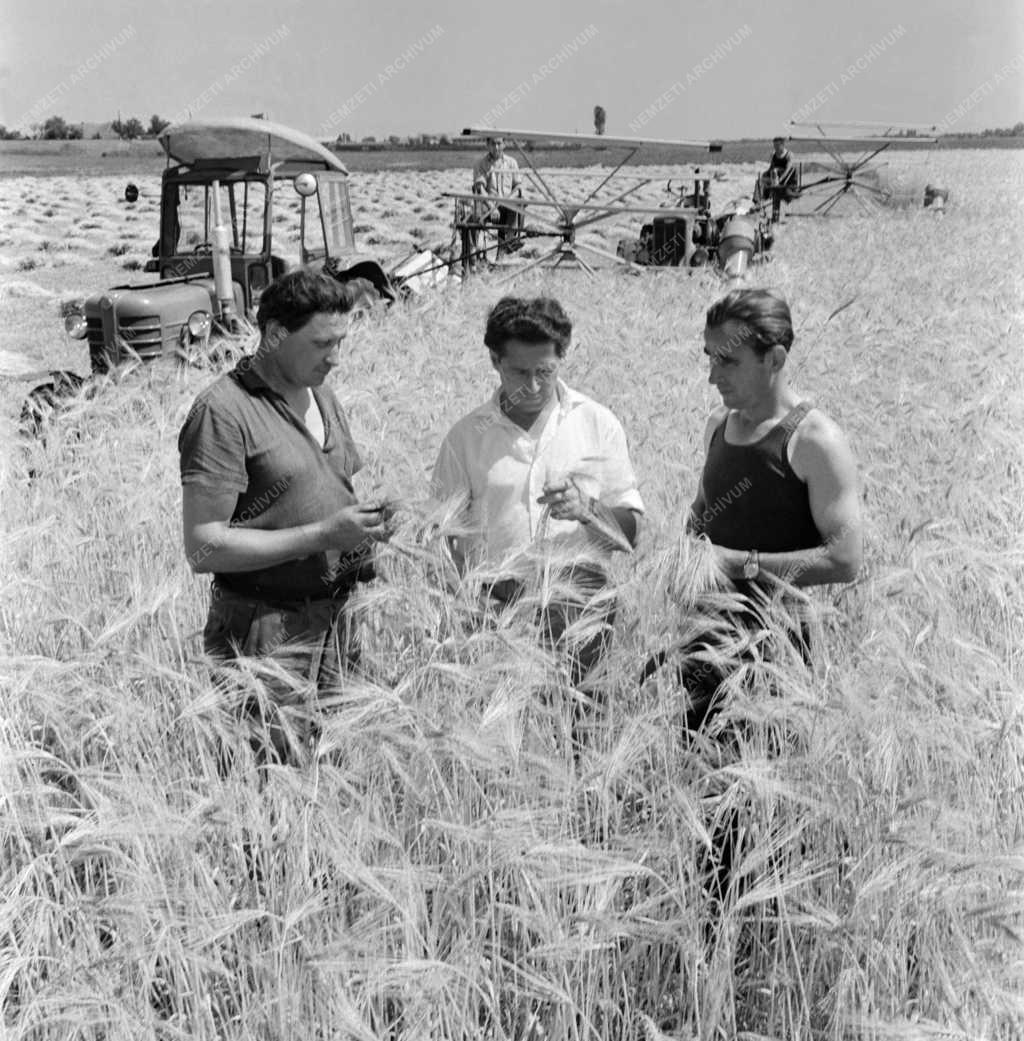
700, 402, 821, 552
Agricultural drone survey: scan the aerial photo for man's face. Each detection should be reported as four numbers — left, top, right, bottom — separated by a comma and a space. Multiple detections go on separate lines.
490, 339, 560, 417
488, 138, 505, 160
266, 311, 349, 388
773, 139, 787, 157
703, 321, 774, 410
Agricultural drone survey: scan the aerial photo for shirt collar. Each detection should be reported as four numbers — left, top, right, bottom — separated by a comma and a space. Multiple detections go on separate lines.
232, 359, 335, 449
487, 379, 584, 425
233, 359, 273, 394
233, 359, 329, 404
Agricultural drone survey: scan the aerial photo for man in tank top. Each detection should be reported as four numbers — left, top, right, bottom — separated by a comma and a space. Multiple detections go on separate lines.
644, 288, 863, 707
671, 288, 864, 922
689, 288, 862, 594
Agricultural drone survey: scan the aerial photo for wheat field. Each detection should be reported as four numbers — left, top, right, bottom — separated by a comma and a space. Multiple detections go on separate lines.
1, 149, 1023, 1040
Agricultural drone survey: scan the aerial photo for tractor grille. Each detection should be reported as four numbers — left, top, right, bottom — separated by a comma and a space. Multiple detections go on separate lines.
85, 317, 105, 353
117, 315, 163, 358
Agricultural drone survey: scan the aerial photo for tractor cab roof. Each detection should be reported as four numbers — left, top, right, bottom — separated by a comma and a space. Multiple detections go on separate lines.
159, 117, 348, 177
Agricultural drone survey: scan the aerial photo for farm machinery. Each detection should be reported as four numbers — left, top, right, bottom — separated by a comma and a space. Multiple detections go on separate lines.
615, 171, 774, 277
445, 127, 766, 280
446, 128, 772, 280
756, 121, 943, 219
61, 117, 409, 375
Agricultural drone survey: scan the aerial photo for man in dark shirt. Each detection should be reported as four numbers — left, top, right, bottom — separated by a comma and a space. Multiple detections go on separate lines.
756, 137, 799, 215
178, 268, 393, 764
670, 288, 863, 920
767, 136, 795, 181
649, 288, 863, 718
689, 288, 861, 589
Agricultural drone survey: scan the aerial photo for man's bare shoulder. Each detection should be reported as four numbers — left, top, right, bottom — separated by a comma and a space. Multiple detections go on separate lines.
791, 406, 856, 475
794, 406, 848, 446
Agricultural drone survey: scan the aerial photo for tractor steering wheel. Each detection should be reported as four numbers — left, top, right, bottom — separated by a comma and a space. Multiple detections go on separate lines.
192, 242, 244, 255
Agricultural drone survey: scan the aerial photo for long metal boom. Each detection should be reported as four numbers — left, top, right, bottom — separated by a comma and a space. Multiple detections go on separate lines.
789, 119, 938, 132
461, 127, 722, 151
788, 119, 938, 144
788, 134, 938, 145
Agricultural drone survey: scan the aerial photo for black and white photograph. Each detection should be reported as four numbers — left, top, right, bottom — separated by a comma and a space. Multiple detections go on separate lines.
1, 1, 1022, 1037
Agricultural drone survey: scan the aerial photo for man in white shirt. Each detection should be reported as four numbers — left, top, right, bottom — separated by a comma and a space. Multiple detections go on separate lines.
472, 136, 522, 197
471, 136, 524, 260
432, 296, 644, 684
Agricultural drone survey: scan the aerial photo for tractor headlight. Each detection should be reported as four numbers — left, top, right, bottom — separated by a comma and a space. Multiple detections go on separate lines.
187, 310, 212, 338
294, 173, 317, 197
64, 312, 88, 339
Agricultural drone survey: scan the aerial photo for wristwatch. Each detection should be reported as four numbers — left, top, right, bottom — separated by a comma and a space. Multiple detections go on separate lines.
742, 548, 760, 580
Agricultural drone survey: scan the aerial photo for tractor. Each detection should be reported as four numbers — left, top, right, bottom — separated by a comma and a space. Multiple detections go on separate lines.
616, 171, 773, 277
62, 117, 394, 374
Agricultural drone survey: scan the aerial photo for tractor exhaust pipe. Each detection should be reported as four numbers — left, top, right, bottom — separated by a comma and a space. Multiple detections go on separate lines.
210, 181, 238, 330
718, 215, 756, 280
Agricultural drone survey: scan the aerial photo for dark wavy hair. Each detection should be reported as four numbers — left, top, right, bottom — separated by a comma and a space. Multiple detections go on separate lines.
256, 268, 359, 334
705, 288, 795, 357
483, 296, 573, 357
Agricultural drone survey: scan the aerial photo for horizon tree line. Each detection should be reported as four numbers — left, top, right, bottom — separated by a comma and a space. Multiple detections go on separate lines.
0, 113, 1020, 143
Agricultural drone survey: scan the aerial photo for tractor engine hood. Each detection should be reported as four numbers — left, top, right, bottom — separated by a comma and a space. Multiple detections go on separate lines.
77, 278, 223, 370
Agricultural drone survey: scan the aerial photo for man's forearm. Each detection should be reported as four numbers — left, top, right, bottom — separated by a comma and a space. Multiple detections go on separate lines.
187, 520, 351, 574
715, 543, 858, 587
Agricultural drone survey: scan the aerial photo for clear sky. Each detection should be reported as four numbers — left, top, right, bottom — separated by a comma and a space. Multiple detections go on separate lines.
2, 0, 1021, 139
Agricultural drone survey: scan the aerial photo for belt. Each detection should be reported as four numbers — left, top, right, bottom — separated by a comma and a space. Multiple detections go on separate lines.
211, 580, 348, 612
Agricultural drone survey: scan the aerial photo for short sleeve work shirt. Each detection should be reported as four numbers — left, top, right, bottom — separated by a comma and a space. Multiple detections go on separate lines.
432, 382, 644, 573
472, 154, 522, 198
178, 362, 363, 601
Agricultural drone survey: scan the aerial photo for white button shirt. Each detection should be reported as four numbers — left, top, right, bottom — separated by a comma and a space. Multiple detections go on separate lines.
431, 382, 644, 574
471, 153, 522, 198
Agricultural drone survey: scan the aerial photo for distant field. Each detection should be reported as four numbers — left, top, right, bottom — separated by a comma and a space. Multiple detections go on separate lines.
0, 151, 950, 379
1, 134, 1018, 177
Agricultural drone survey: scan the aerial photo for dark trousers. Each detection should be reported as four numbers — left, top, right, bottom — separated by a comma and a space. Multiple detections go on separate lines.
470, 201, 524, 263
493, 205, 523, 254
204, 584, 357, 769
640, 596, 813, 909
